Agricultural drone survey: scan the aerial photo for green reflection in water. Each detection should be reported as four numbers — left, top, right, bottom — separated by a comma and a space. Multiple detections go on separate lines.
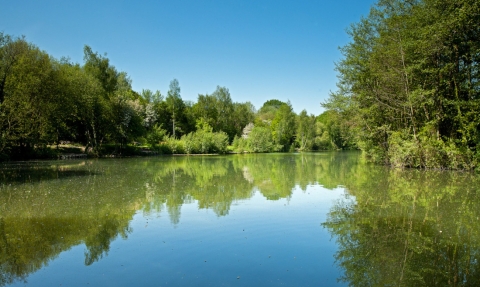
322, 166, 480, 286
2, 154, 341, 285
1, 152, 478, 286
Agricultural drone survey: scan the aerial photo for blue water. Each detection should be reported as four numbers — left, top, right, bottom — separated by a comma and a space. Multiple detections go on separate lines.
13, 187, 345, 287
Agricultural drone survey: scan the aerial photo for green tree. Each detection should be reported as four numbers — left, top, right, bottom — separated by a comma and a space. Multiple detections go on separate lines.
232, 102, 256, 138
83, 45, 118, 97
193, 93, 218, 129
141, 89, 163, 129
0, 33, 29, 105
326, 0, 480, 168
110, 72, 145, 149
296, 110, 316, 151
256, 99, 285, 126
81, 46, 122, 152
271, 102, 296, 151
0, 37, 61, 158
211, 86, 235, 140
166, 79, 188, 137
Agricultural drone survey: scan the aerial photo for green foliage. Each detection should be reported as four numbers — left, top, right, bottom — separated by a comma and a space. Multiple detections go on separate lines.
232, 135, 249, 153
0, 35, 168, 159
247, 126, 277, 153
313, 121, 334, 150
83, 45, 118, 95
255, 99, 285, 126
0, 34, 68, 159
271, 102, 296, 151
192, 86, 252, 141
260, 99, 285, 110
159, 120, 228, 154
163, 135, 184, 154
210, 86, 235, 140
324, 0, 480, 169
193, 94, 218, 129
387, 131, 423, 168
296, 110, 316, 151
0, 33, 328, 160
232, 102, 255, 138
146, 124, 167, 148
316, 110, 356, 150
387, 128, 478, 170
165, 79, 181, 136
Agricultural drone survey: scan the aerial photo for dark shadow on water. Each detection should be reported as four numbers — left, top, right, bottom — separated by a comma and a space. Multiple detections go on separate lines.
0, 163, 98, 184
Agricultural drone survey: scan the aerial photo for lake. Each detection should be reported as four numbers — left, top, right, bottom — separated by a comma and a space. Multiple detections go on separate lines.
1, 152, 480, 286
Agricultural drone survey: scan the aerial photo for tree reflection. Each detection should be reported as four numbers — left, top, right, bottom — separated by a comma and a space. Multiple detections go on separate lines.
323, 169, 480, 286
4, 152, 475, 285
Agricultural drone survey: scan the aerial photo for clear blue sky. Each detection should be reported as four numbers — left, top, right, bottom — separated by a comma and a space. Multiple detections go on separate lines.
1, 0, 376, 115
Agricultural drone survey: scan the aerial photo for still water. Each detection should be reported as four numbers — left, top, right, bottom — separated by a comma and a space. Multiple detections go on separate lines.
1, 152, 480, 286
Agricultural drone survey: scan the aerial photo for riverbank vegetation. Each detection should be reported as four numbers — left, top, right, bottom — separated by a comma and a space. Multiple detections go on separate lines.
0, 33, 350, 161
2, 0, 477, 170
323, 0, 480, 170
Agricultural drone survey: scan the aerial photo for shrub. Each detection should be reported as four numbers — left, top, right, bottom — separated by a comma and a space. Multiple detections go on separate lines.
164, 136, 184, 154
232, 135, 249, 153
146, 124, 167, 148
247, 126, 275, 153
443, 140, 476, 170
211, 131, 228, 154
387, 129, 477, 170
167, 120, 229, 154
387, 131, 422, 168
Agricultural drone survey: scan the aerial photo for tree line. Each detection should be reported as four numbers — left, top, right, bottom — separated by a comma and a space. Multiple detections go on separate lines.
0, 32, 349, 160
324, 0, 480, 169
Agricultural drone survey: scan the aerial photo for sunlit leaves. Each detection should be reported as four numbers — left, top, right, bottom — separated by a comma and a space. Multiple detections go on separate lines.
326, 0, 480, 168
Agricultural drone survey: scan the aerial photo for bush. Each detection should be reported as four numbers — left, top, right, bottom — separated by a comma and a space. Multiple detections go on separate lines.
164, 136, 185, 154
165, 120, 229, 155
443, 140, 476, 170
247, 126, 275, 153
181, 133, 196, 154
146, 124, 167, 148
232, 135, 249, 153
386, 128, 477, 170
232, 135, 240, 149
155, 143, 172, 154
387, 131, 422, 168
211, 132, 228, 153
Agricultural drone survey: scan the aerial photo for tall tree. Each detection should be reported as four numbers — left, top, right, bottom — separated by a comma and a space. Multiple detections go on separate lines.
296, 110, 316, 151
193, 93, 218, 129
211, 86, 235, 140
83, 45, 118, 97
256, 99, 285, 126
0, 37, 59, 157
0, 33, 29, 105
271, 102, 296, 151
166, 79, 187, 137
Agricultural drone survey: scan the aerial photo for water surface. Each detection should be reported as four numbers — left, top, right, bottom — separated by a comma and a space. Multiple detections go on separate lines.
1, 152, 479, 286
